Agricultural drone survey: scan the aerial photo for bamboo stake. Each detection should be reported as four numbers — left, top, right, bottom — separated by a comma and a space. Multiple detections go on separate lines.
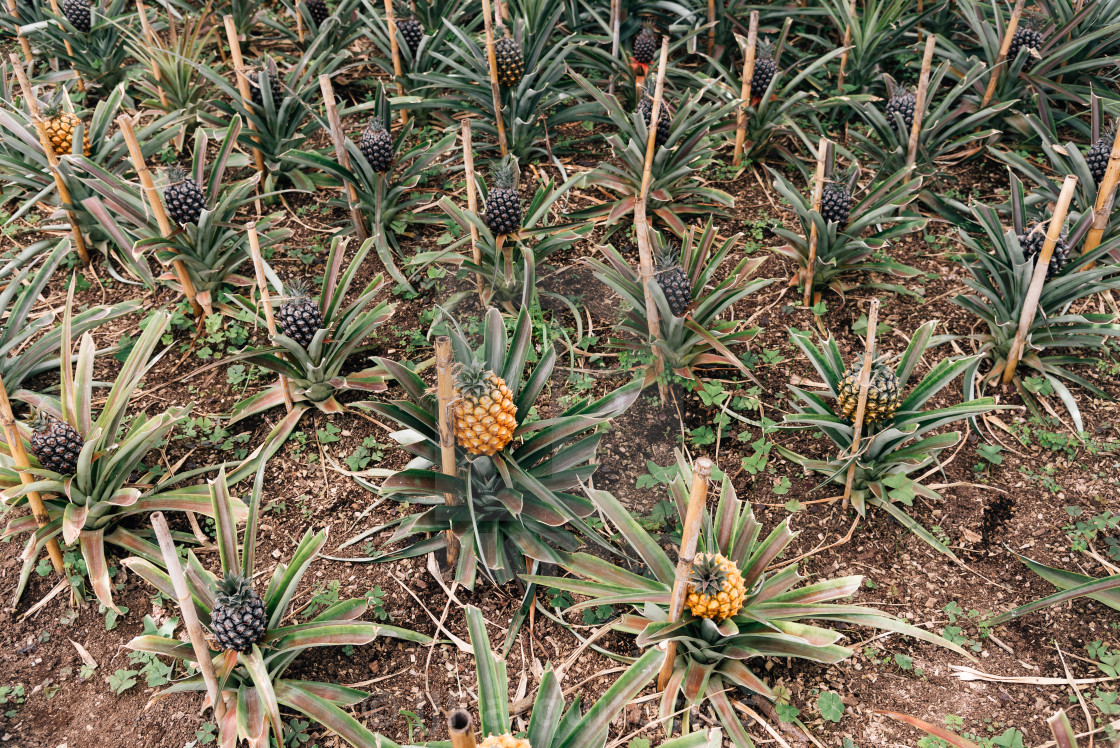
383, 0, 408, 125
842, 298, 880, 503
657, 456, 712, 691
448, 710, 477, 748
981, 0, 1027, 108
136, 0, 170, 110
706, 0, 716, 57
117, 115, 203, 317
480, 0, 508, 157
10, 54, 90, 266
318, 75, 367, 241
802, 137, 830, 307
4, 0, 34, 64
45, 0, 84, 91
634, 39, 670, 402
151, 512, 225, 721
246, 222, 295, 412
1082, 121, 1120, 260
906, 34, 937, 167
731, 12, 759, 167
608, 0, 620, 96
461, 119, 484, 305
295, 0, 304, 43
0, 374, 65, 577
1003, 175, 1078, 383
223, 16, 265, 176
434, 336, 459, 567
837, 0, 856, 92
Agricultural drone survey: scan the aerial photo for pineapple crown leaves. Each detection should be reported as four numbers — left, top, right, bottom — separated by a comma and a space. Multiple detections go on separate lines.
490, 154, 520, 191
688, 554, 731, 597
282, 277, 316, 301
654, 244, 683, 273
215, 573, 257, 605
452, 356, 501, 400
165, 165, 191, 184
756, 37, 774, 60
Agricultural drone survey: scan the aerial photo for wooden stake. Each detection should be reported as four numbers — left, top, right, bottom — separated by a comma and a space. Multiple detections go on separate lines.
246, 222, 294, 412
657, 456, 712, 691
731, 12, 759, 167
10, 54, 90, 266
1003, 175, 1078, 383
837, 0, 856, 92
136, 0, 170, 110
634, 39, 670, 402
295, 0, 305, 43
434, 336, 459, 567
842, 298, 880, 502
480, 0, 508, 157
223, 16, 265, 176
318, 75, 367, 241
0, 374, 65, 577
448, 710, 477, 748
906, 34, 937, 167
1083, 120, 1120, 261
706, 0, 716, 57
981, 0, 1027, 108
803, 137, 830, 307
150, 512, 225, 722
4, 0, 34, 64
117, 114, 202, 317
461, 120, 484, 305
383, 0, 408, 125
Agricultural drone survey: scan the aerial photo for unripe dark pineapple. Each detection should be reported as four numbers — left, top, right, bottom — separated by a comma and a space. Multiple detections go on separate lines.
61, 0, 90, 32
307, 0, 329, 25
655, 246, 691, 317
28, 410, 83, 475
494, 28, 524, 88
632, 20, 658, 65
820, 169, 852, 230
359, 117, 394, 173
1008, 22, 1044, 73
1019, 223, 1070, 280
164, 166, 205, 226
277, 280, 324, 348
398, 15, 423, 55
483, 155, 522, 236
637, 77, 670, 148
1087, 126, 1113, 185
248, 66, 284, 109
750, 40, 776, 100
884, 79, 916, 136
210, 575, 267, 653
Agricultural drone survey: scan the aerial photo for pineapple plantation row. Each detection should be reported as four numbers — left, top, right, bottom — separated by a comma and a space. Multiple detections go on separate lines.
0, 0, 1119, 744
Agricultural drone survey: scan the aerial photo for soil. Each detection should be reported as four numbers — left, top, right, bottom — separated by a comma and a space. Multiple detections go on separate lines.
1, 29, 1119, 748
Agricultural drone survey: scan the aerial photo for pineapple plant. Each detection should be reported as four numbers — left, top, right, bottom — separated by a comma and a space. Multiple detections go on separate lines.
397, 14, 423, 55
749, 39, 776, 100
60, 0, 89, 31
162, 166, 205, 225
632, 19, 658, 66
306, 0, 329, 25
277, 279, 323, 348
210, 574, 267, 653
1087, 125, 1113, 184
1008, 19, 1044, 72
358, 116, 394, 173
884, 78, 916, 135
654, 244, 691, 317
494, 28, 524, 88
820, 168, 853, 230
42, 106, 91, 157
1019, 223, 1070, 280
685, 553, 745, 621
27, 409, 83, 476
451, 359, 518, 456
835, 362, 902, 424
482, 155, 522, 236
636, 76, 670, 148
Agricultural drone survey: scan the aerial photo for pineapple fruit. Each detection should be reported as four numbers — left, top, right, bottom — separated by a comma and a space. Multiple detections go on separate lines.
1087, 127, 1113, 185
1008, 23, 1043, 72
452, 359, 517, 456
277, 280, 324, 348
479, 736, 532, 748
884, 80, 916, 136
637, 77, 670, 149
836, 363, 901, 425
655, 246, 691, 317
1019, 224, 1070, 280
61, 0, 90, 32
632, 20, 658, 66
248, 67, 283, 108
820, 170, 851, 230
163, 167, 205, 225
307, 0, 329, 25
43, 107, 91, 157
483, 156, 522, 236
28, 410, 84, 475
210, 574, 267, 653
686, 553, 746, 622
749, 40, 776, 101
494, 29, 524, 88
359, 117, 394, 173
398, 15, 423, 55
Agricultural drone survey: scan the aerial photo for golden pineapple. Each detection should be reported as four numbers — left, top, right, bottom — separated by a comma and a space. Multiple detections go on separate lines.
452, 359, 517, 456
686, 553, 746, 622
836, 362, 901, 425
479, 735, 532, 748
42, 107, 91, 157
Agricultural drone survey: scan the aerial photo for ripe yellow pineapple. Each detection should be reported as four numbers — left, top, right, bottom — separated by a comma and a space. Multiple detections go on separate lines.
452, 359, 517, 456
43, 108, 91, 157
686, 553, 746, 621
480, 735, 532, 748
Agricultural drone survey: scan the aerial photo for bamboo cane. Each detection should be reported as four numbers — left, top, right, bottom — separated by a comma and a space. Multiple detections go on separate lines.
295, 0, 304, 43
384, 0, 408, 125
906, 34, 937, 167
246, 222, 295, 412
1082, 120, 1120, 261
802, 137, 830, 307
448, 710, 477, 748
706, 0, 716, 57
318, 75, 368, 241
1003, 175, 1078, 384
151, 512, 225, 721
731, 12, 759, 167
10, 54, 90, 266
116, 115, 203, 317
981, 0, 1027, 108
434, 336, 459, 567
837, 0, 856, 92
480, 0, 508, 157
657, 456, 713, 691
634, 39, 670, 402
136, 0, 170, 110
223, 16, 265, 176
842, 298, 880, 503
461, 119, 484, 305
4, 0, 34, 64
0, 374, 65, 576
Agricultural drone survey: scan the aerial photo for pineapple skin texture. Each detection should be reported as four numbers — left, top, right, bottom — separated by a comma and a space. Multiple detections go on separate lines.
45, 113, 91, 157
452, 373, 517, 456
686, 553, 746, 622
480, 735, 532, 748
